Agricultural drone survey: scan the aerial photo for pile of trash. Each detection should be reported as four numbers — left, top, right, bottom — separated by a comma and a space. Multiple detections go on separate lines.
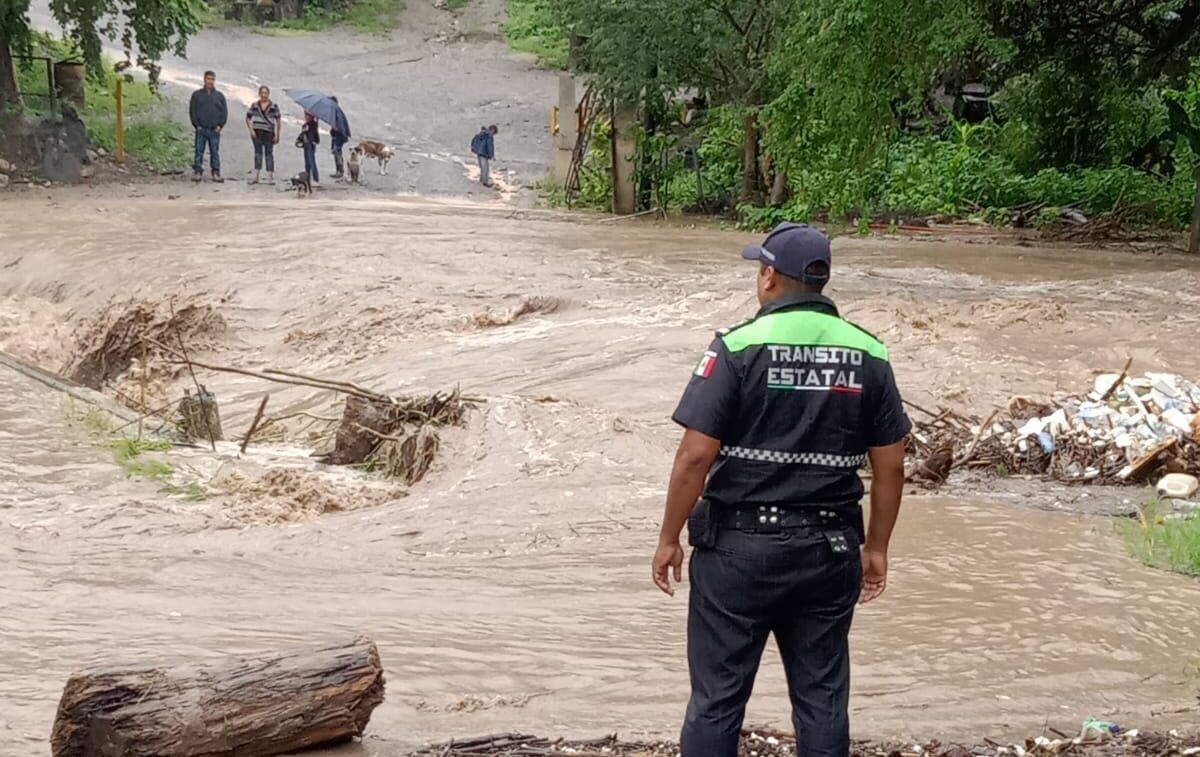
406, 728, 1200, 757
909, 369, 1200, 491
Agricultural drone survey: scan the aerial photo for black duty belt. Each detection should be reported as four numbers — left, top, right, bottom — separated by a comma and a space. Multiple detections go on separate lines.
717, 505, 846, 534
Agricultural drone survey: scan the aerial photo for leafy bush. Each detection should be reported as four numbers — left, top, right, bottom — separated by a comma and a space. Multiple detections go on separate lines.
503, 0, 567, 68
277, 0, 405, 32
16, 33, 191, 171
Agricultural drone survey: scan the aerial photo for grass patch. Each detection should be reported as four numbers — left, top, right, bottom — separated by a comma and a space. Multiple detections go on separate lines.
1117, 499, 1200, 578
160, 482, 209, 501
16, 33, 191, 172
251, 26, 314, 37
111, 437, 175, 479
503, 0, 567, 68
446, 0, 471, 8
276, 0, 405, 32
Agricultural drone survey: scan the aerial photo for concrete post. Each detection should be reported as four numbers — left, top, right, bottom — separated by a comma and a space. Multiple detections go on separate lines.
611, 102, 638, 215
551, 72, 576, 184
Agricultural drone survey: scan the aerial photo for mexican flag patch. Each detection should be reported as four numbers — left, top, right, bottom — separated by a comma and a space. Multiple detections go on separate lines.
694, 350, 717, 378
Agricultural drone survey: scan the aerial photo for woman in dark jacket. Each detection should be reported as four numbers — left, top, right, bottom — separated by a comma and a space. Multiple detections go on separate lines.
298, 110, 321, 187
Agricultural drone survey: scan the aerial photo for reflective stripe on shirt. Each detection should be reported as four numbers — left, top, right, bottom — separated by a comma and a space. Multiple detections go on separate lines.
720, 446, 867, 468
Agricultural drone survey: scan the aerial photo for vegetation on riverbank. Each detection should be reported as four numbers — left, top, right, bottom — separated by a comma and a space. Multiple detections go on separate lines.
502, 0, 566, 68
276, 0, 406, 33
537, 1, 1200, 245
1118, 501, 1200, 578
15, 34, 190, 172
200, 0, 405, 34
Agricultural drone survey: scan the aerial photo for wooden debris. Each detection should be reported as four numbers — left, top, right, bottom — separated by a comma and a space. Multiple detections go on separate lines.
1119, 437, 1178, 482
331, 395, 404, 465
51, 636, 385, 757
325, 390, 474, 483
175, 387, 224, 443
240, 394, 271, 454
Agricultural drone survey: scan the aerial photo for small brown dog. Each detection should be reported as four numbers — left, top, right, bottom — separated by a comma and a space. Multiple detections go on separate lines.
347, 147, 362, 184
355, 140, 393, 175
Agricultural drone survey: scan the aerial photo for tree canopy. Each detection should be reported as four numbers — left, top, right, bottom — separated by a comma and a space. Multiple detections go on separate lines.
1, 0, 202, 105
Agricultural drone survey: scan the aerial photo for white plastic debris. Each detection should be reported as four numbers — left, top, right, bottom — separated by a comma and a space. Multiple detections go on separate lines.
1158, 473, 1199, 499
1018, 417, 1048, 437
1162, 408, 1195, 434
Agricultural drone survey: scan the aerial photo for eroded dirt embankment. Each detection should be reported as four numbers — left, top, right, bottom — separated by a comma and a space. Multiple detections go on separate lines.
2, 195, 1200, 754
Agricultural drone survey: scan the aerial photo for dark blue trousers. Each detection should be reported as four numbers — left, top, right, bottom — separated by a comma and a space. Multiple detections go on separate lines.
303, 142, 319, 182
193, 127, 221, 175
681, 527, 861, 757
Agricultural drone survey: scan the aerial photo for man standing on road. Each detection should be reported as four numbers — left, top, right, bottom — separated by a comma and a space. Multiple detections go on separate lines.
190, 70, 228, 182
652, 223, 910, 757
470, 124, 498, 187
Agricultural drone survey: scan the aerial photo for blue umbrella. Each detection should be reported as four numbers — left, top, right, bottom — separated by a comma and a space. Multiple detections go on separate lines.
283, 88, 350, 135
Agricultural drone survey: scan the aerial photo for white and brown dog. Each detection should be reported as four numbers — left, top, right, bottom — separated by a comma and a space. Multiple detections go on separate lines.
356, 140, 393, 175
347, 147, 362, 184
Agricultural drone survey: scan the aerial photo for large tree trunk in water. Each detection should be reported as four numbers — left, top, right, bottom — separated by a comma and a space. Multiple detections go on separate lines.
739, 110, 761, 205
0, 32, 21, 109
51, 637, 386, 757
1190, 170, 1200, 255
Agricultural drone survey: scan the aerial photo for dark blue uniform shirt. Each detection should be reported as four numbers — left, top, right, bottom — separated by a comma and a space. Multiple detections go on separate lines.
672, 293, 910, 512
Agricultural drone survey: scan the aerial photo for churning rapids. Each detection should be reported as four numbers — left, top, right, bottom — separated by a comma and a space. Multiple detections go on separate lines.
2, 194, 1200, 755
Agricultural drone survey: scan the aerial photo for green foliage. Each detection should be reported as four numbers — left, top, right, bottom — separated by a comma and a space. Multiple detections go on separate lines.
110, 438, 174, 479
2, 0, 202, 100
735, 202, 790, 231
160, 482, 208, 501
767, 0, 991, 176
275, 0, 405, 32
503, 0, 566, 68
550, 0, 790, 107
1117, 501, 1200, 578
17, 34, 190, 171
695, 106, 745, 204
575, 118, 614, 210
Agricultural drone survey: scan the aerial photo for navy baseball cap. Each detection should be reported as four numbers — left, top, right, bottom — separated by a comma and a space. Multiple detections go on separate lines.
741, 222, 831, 285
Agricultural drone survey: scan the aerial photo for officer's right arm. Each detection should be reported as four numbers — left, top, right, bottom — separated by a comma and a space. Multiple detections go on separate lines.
654, 339, 740, 594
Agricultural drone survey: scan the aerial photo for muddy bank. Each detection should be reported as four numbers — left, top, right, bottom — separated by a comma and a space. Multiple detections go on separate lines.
2, 196, 1200, 753
404, 730, 1200, 757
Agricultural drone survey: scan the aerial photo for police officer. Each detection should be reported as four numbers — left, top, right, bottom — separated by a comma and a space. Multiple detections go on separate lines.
652, 223, 910, 757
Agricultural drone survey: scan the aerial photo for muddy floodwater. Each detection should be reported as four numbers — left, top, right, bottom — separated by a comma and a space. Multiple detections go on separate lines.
2, 195, 1200, 755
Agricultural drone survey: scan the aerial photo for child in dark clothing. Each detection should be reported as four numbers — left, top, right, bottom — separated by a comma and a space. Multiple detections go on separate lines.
297, 111, 321, 186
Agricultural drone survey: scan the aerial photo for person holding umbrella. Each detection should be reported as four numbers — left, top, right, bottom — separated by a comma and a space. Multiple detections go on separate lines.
284, 89, 350, 182
329, 96, 352, 180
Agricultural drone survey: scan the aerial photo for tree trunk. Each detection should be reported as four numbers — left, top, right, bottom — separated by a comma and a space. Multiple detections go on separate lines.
1190, 170, 1200, 255
769, 169, 789, 206
51, 637, 386, 757
739, 110, 761, 205
0, 31, 21, 108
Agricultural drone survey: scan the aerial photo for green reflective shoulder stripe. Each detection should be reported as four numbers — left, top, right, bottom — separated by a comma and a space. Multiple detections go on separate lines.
720, 310, 889, 361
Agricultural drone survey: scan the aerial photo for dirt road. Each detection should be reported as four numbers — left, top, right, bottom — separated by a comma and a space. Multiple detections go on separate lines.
2, 194, 1200, 754
27, 0, 557, 200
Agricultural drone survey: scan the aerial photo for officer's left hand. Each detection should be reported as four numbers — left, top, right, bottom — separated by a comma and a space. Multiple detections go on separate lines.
652, 542, 685, 595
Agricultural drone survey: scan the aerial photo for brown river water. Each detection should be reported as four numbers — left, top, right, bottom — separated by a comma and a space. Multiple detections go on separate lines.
2, 195, 1200, 754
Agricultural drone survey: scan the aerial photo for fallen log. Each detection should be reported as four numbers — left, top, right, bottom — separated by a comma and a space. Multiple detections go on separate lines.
51, 636, 385, 757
